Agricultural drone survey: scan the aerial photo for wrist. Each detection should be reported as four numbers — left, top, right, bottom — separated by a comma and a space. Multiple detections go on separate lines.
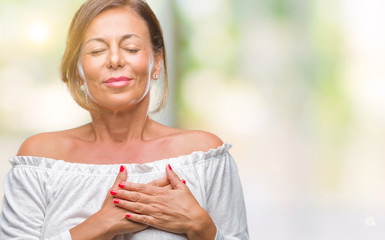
70, 211, 115, 240
186, 207, 217, 240
93, 210, 117, 240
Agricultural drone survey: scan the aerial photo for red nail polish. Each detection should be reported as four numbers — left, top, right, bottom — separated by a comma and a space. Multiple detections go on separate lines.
118, 182, 125, 188
110, 190, 117, 195
120, 165, 124, 172
113, 198, 119, 204
182, 179, 186, 184
168, 164, 172, 171
126, 214, 131, 218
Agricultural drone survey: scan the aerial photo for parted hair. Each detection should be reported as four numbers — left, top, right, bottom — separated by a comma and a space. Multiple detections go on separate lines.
60, 0, 168, 113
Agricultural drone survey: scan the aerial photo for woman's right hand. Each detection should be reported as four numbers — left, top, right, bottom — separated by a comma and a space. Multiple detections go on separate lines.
70, 165, 171, 240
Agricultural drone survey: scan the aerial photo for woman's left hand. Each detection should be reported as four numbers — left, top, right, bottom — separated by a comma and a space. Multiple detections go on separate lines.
112, 164, 217, 240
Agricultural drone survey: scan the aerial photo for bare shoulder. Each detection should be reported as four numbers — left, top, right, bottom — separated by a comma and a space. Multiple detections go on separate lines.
179, 130, 224, 152
157, 125, 224, 155
17, 132, 61, 157
16, 126, 86, 158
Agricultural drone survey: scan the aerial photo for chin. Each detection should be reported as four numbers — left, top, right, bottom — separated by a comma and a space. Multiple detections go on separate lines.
98, 99, 144, 112
92, 93, 149, 111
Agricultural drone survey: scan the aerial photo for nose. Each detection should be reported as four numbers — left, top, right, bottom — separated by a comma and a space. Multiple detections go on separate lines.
107, 47, 125, 69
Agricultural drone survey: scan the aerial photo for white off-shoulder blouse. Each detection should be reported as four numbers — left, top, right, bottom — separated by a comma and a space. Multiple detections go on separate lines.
0, 143, 248, 240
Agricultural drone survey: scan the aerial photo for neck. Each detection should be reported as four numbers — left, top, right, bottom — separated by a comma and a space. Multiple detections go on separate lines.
89, 100, 152, 144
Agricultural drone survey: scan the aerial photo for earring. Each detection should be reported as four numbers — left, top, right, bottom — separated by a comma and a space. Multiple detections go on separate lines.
154, 74, 159, 79
80, 84, 86, 93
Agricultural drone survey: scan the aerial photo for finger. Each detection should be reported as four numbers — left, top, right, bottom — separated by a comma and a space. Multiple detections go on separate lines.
148, 176, 170, 187
113, 199, 154, 216
119, 181, 172, 191
148, 176, 173, 189
162, 184, 173, 190
125, 212, 157, 228
112, 190, 151, 204
103, 165, 127, 206
119, 182, 160, 196
166, 164, 185, 190
110, 165, 127, 191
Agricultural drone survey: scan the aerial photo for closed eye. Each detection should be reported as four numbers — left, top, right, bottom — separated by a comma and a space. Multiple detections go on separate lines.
89, 49, 106, 55
124, 48, 139, 53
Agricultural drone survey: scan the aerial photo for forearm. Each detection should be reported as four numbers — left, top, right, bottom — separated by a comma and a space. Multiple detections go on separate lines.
186, 208, 217, 240
70, 211, 114, 240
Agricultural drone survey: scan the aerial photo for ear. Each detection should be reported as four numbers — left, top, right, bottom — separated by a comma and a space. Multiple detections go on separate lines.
152, 52, 163, 80
77, 56, 86, 81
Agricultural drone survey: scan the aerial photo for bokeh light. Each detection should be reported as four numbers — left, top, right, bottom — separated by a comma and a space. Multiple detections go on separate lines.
27, 20, 50, 44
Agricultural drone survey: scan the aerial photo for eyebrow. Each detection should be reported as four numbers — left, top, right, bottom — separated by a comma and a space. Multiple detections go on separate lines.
85, 34, 142, 45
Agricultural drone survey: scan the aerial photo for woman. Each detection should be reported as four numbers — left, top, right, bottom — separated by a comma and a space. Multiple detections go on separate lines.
0, 0, 248, 239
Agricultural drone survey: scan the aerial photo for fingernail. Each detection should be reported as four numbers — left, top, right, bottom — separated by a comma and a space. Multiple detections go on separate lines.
110, 190, 117, 195
182, 179, 186, 184
126, 214, 131, 218
118, 182, 125, 188
113, 198, 119, 204
120, 165, 125, 172
168, 164, 172, 171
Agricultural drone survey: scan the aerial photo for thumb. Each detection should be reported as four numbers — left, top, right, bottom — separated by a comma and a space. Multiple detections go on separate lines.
111, 165, 127, 189
165, 164, 185, 190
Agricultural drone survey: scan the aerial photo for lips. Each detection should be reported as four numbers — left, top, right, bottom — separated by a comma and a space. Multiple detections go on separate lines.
104, 76, 132, 88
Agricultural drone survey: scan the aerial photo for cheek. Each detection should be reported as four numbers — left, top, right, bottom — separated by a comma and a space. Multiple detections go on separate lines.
131, 51, 154, 74
82, 57, 103, 80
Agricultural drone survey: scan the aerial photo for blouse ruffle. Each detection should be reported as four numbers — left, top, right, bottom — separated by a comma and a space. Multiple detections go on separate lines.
9, 143, 231, 175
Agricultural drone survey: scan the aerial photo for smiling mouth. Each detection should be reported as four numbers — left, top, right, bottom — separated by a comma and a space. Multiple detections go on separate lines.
104, 76, 132, 87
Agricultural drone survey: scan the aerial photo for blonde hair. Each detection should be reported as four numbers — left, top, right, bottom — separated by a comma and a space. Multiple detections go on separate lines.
60, 0, 168, 113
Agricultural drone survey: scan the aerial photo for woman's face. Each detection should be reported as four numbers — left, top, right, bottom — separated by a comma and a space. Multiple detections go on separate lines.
80, 7, 161, 112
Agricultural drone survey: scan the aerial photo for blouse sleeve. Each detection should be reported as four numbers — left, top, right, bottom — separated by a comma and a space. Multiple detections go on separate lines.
0, 165, 71, 240
204, 151, 249, 240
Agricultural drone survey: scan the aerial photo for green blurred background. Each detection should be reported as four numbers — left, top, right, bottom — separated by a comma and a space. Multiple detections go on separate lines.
1, 0, 385, 239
